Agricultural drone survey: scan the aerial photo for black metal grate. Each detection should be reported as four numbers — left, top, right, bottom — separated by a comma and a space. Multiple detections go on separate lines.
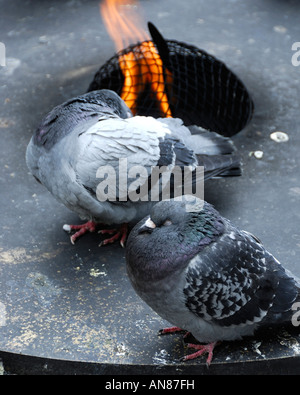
88, 36, 254, 137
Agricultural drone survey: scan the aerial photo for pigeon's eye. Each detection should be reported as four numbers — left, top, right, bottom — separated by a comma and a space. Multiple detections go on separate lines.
163, 219, 172, 226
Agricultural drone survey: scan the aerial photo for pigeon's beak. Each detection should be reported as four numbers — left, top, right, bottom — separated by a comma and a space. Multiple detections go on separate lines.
138, 217, 156, 234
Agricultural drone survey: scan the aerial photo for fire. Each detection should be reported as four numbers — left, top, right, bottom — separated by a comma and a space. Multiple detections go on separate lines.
100, 0, 172, 117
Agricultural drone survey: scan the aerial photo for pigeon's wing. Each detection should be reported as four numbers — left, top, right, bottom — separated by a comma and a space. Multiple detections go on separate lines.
183, 227, 280, 328
75, 116, 199, 201
158, 118, 242, 178
75, 116, 160, 200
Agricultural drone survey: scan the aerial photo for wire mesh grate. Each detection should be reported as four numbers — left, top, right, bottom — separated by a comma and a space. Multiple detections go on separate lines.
88, 39, 254, 137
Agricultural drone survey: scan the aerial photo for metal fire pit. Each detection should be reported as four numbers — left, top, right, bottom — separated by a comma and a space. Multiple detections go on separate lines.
88, 23, 254, 137
0, 0, 300, 375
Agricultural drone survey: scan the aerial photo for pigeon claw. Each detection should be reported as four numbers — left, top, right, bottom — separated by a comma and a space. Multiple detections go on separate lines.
63, 221, 128, 247
63, 220, 97, 244
158, 326, 188, 336
181, 341, 218, 367
98, 223, 128, 248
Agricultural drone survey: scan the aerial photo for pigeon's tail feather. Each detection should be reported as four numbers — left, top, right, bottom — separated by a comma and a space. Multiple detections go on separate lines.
196, 153, 242, 179
184, 126, 242, 178
186, 126, 236, 156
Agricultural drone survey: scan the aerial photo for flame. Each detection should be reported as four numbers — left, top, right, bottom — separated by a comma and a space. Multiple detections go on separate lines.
100, 0, 149, 52
100, 0, 172, 117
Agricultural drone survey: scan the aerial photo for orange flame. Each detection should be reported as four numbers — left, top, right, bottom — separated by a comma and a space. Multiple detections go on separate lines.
100, 0, 172, 117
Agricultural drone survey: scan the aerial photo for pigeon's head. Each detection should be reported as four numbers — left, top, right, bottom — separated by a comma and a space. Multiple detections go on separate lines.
126, 195, 224, 273
136, 196, 206, 237
136, 195, 214, 240
30, 90, 132, 151
126, 196, 224, 281
82, 89, 132, 119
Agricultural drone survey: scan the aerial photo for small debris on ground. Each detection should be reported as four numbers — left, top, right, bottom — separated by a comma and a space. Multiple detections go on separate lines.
270, 131, 289, 143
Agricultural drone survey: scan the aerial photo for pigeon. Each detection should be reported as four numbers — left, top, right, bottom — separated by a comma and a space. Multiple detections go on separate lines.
26, 89, 241, 246
126, 195, 300, 365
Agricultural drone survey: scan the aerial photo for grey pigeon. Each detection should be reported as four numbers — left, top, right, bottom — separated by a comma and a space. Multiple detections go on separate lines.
26, 90, 241, 246
126, 195, 300, 365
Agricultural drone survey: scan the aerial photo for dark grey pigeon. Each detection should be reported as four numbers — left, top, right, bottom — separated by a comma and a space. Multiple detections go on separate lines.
26, 90, 241, 246
126, 195, 300, 365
